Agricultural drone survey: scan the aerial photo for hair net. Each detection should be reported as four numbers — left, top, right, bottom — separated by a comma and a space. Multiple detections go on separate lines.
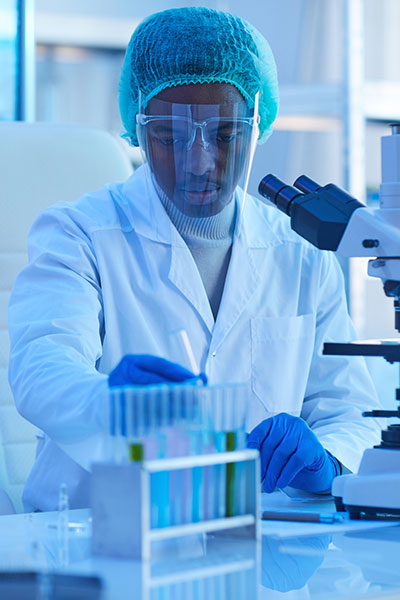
119, 7, 279, 146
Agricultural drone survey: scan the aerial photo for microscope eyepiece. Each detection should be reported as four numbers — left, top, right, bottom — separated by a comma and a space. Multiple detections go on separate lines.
258, 173, 363, 251
293, 175, 322, 194
258, 174, 303, 216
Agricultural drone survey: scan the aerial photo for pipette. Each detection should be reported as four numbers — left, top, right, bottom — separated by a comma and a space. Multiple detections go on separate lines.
175, 328, 200, 375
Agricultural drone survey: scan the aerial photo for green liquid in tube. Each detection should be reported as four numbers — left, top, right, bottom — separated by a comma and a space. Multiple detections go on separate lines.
226, 431, 236, 517
130, 443, 144, 462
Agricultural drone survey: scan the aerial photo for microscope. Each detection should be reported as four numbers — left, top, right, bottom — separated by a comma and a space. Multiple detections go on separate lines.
258, 124, 400, 519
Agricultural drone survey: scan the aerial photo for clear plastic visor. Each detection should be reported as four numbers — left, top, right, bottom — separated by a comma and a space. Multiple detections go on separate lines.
136, 91, 259, 219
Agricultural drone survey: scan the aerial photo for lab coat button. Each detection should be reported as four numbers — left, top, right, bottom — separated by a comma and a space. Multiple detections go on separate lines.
211, 351, 216, 357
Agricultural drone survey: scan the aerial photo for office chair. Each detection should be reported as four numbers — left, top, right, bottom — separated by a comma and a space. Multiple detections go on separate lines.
0, 122, 133, 513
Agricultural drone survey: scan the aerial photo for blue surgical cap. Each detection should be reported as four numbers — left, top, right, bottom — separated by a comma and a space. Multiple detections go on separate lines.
119, 7, 279, 146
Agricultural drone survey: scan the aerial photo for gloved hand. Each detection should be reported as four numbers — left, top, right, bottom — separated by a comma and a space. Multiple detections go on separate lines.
108, 354, 207, 387
247, 413, 340, 493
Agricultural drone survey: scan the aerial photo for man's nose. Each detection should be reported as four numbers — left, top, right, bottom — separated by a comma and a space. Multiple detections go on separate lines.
185, 138, 216, 176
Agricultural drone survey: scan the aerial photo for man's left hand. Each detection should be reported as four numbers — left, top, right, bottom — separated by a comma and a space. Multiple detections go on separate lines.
247, 413, 340, 493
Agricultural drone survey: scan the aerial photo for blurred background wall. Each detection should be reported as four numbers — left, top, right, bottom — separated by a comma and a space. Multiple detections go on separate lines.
2, 0, 400, 406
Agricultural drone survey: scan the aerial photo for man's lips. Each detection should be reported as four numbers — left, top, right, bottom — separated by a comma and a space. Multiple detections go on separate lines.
179, 184, 219, 192
183, 189, 218, 203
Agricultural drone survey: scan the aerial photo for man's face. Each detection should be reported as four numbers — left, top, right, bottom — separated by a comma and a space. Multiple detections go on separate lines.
139, 83, 255, 217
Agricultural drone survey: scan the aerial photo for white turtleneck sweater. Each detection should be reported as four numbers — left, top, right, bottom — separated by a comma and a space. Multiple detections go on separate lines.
156, 183, 236, 320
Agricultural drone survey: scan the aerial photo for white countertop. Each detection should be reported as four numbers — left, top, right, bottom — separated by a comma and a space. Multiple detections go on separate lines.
0, 490, 399, 599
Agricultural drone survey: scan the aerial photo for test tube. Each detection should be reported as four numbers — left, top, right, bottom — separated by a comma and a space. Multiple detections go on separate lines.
226, 431, 236, 517
181, 465, 193, 525
109, 388, 119, 462
191, 431, 204, 523
120, 388, 127, 439
108, 386, 116, 462
57, 483, 69, 568
215, 571, 226, 600
233, 385, 247, 516
150, 387, 170, 529
125, 386, 133, 461
214, 429, 226, 519
130, 442, 144, 462
235, 430, 247, 516
168, 387, 190, 526
201, 429, 214, 521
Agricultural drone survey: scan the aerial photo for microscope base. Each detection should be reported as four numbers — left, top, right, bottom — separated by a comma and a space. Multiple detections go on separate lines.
332, 448, 400, 519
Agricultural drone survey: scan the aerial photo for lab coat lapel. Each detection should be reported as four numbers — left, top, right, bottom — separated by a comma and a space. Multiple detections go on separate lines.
123, 168, 215, 332
168, 241, 215, 334
211, 198, 282, 351
211, 235, 261, 350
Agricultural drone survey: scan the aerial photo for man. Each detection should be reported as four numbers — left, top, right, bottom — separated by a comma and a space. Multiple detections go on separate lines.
8, 7, 381, 511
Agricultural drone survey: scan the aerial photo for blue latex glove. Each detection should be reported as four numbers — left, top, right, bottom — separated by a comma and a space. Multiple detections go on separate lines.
108, 354, 207, 387
247, 413, 340, 493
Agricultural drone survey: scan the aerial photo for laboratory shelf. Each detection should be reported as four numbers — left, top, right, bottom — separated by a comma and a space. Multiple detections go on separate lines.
278, 80, 400, 123
275, 2, 400, 339
278, 83, 342, 117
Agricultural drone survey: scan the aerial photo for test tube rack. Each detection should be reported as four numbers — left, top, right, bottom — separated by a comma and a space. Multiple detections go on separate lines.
91, 449, 260, 560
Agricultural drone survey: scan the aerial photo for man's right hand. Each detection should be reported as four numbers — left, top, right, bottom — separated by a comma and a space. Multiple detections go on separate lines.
108, 354, 207, 387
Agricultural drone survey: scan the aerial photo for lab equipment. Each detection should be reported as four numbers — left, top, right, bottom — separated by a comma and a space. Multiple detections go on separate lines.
57, 483, 69, 568
92, 381, 260, 559
261, 510, 344, 523
258, 122, 400, 519
226, 431, 237, 517
92, 450, 259, 560
118, 6, 278, 146
108, 381, 248, 459
173, 329, 200, 375
247, 413, 340, 493
214, 431, 227, 519
258, 124, 400, 292
130, 443, 143, 462
108, 353, 202, 386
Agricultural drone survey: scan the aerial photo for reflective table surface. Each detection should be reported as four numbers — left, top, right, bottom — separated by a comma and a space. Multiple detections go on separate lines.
0, 491, 399, 599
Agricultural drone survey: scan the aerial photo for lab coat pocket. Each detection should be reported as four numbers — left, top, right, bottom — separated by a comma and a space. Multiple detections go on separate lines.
250, 314, 316, 414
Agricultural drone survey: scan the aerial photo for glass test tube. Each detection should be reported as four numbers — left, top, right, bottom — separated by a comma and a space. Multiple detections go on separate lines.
235, 429, 248, 516
226, 431, 236, 517
201, 429, 215, 521
208, 384, 248, 519
57, 483, 69, 568
153, 386, 171, 529
191, 430, 204, 523
168, 387, 187, 525
109, 388, 123, 463
212, 386, 227, 520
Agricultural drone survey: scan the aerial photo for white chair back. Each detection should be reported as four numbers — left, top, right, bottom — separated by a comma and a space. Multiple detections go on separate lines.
0, 122, 133, 512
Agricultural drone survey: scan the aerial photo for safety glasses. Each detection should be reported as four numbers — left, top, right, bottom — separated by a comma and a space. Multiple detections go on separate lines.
136, 114, 259, 151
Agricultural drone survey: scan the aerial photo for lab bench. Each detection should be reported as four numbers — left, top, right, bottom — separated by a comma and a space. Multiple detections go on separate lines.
0, 490, 399, 599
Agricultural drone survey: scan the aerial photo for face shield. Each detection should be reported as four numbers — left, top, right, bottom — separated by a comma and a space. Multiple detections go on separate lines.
136, 91, 259, 221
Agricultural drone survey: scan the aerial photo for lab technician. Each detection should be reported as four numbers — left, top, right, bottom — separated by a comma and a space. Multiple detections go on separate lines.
8, 7, 381, 512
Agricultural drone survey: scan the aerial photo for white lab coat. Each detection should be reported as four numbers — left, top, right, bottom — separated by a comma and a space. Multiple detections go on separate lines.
8, 166, 381, 511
